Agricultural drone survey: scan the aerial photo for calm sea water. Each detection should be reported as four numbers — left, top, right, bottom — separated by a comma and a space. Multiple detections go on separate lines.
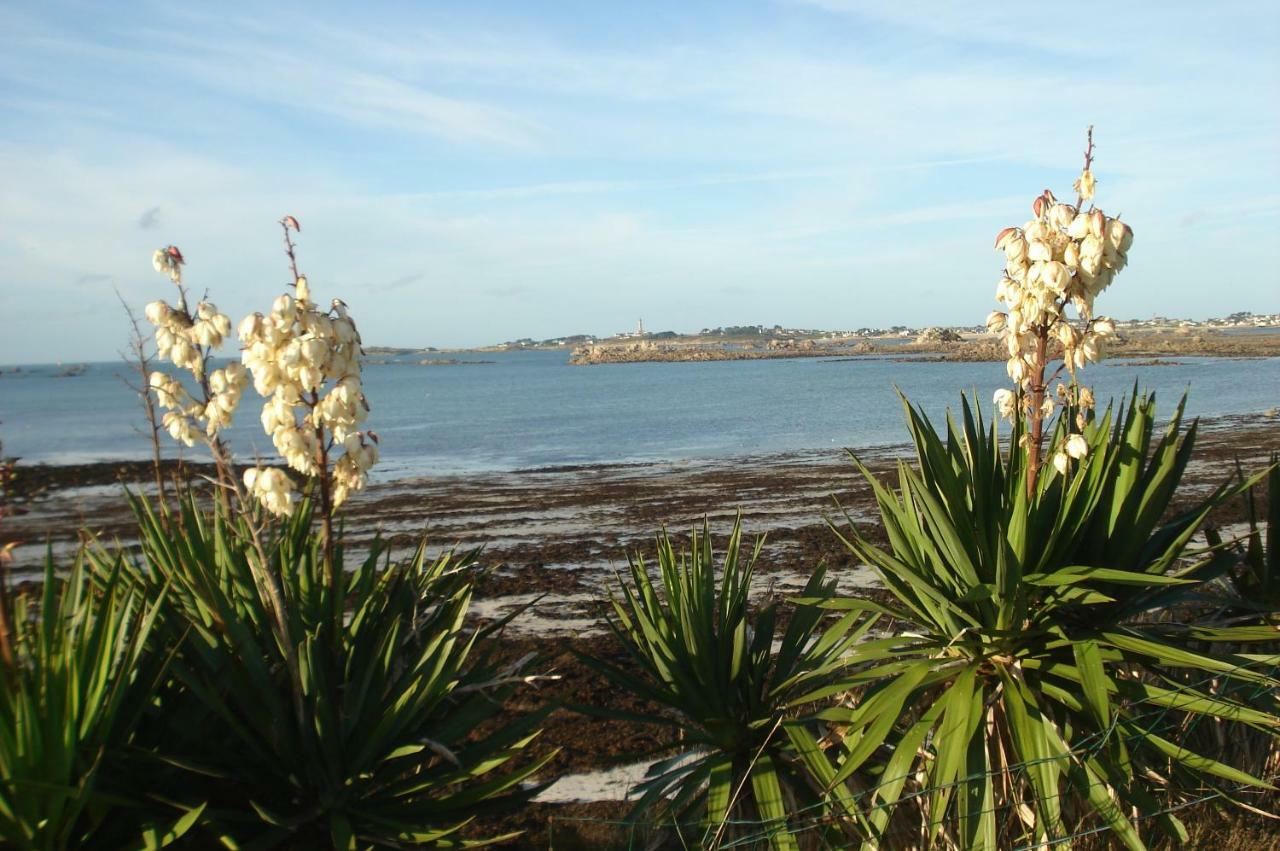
2, 352, 1277, 479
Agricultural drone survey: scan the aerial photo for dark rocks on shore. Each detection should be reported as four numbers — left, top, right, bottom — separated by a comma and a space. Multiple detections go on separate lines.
915, 327, 965, 345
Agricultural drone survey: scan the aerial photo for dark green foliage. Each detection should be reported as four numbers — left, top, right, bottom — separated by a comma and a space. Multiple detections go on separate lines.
94, 493, 555, 849
807, 392, 1280, 850
0, 555, 200, 849
1234, 453, 1280, 612
580, 518, 875, 850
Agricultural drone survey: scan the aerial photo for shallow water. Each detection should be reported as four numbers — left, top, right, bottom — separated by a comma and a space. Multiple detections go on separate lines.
2, 351, 1277, 476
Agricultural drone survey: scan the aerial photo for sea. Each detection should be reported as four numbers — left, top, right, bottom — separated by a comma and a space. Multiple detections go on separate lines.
2, 351, 1278, 480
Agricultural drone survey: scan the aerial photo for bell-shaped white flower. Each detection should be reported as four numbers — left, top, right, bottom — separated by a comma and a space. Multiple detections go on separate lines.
1052, 451, 1070, 476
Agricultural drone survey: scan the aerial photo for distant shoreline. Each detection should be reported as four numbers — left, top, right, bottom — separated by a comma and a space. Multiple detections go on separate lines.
566, 328, 1280, 365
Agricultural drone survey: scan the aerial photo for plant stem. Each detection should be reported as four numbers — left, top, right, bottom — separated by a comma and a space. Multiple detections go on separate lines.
117, 293, 170, 514
310, 394, 334, 590
281, 220, 302, 284
1025, 330, 1048, 499
1074, 125, 1096, 210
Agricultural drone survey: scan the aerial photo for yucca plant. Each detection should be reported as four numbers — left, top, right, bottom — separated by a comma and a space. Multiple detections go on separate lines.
0, 554, 201, 850
1230, 453, 1280, 617
94, 491, 556, 849
1183, 454, 1280, 800
580, 518, 875, 850
800, 392, 1280, 850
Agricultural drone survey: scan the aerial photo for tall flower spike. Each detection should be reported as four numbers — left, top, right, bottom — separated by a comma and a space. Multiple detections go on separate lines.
987, 128, 1132, 493
239, 224, 376, 526
145, 247, 243, 449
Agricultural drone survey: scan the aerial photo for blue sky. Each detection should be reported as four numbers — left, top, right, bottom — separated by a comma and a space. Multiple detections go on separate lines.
2, 0, 1278, 362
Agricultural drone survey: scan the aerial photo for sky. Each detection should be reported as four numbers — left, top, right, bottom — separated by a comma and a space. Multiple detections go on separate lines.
1, 1, 1278, 363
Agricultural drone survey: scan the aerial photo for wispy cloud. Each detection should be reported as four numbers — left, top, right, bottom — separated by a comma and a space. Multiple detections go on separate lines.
375, 272, 425, 292
137, 206, 161, 229
0, 1, 1276, 362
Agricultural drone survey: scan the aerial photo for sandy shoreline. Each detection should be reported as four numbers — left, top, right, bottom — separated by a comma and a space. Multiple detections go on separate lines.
6, 410, 1278, 587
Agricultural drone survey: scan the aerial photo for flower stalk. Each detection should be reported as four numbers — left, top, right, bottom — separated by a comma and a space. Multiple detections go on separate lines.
987, 127, 1133, 497
143, 245, 244, 496
238, 217, 376, 585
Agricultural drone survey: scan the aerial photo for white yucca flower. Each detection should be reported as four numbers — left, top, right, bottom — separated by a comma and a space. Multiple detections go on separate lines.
239, 265, 376, 516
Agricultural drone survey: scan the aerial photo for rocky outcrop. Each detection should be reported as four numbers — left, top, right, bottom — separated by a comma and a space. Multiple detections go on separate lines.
915, 327, 965, 345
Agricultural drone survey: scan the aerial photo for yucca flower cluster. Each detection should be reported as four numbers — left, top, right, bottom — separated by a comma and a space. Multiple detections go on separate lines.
238, 274, 377, 517
144, 247, 244, 447
987, 189, 1131, 393
986, 130, 1134, 485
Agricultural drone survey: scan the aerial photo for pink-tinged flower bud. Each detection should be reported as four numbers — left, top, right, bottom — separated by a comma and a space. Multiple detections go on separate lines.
1052, 451, 1069, 476
1089, 210, 1105, 239
995, 227, 1018, 250
986, 311, 1007, 333
1004, 237, 1028, 263
1105, 218, 1134, 254
1032, 196, 1046, 218
1066, 433, 1089, 459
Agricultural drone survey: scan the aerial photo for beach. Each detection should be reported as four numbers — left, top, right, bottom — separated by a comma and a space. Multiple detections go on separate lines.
4, 411, 1278, 844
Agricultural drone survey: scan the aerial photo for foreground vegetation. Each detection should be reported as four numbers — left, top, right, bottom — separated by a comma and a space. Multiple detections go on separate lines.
2, 139, 1279, 848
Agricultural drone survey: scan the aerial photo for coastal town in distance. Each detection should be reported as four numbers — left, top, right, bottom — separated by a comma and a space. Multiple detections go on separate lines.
363, 310, 1280, 366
